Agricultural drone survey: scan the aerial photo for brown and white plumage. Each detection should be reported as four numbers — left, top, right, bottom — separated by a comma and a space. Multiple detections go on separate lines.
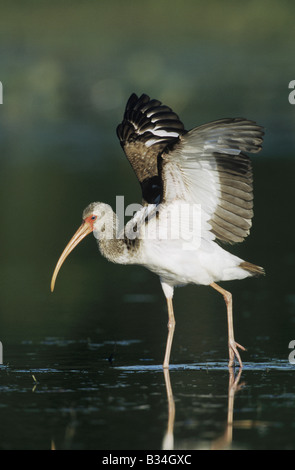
51, 93, 265, 369
117, 93, 263, 244
117, 93, 185, 203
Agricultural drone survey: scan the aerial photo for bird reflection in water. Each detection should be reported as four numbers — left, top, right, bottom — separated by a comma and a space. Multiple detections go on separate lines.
162, 367, 176, 450
161, 367, 244, 450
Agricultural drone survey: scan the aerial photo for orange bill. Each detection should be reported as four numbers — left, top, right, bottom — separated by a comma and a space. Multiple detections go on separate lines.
50, 221, 93, 292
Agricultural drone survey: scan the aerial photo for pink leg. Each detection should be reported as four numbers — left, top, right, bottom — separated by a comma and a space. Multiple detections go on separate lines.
163, 297, 176, 369
210, 282, 246, 368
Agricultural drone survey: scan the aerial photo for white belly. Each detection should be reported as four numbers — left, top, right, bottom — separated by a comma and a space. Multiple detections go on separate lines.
141, 236, 250, 286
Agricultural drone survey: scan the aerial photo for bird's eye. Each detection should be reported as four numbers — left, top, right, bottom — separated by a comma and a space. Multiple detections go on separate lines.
91, 215, 97, 220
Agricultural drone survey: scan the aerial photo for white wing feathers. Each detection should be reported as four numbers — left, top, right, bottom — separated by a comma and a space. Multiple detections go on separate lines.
160, 118, 264, 243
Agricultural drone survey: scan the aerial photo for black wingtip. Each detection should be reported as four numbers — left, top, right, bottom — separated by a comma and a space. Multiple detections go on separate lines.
117, 92, 185, 145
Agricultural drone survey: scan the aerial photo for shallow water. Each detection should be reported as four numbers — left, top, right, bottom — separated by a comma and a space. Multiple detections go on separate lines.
1, 336, 295, 450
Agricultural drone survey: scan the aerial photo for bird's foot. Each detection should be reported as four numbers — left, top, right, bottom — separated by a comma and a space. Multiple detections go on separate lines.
228, 340, 246, 368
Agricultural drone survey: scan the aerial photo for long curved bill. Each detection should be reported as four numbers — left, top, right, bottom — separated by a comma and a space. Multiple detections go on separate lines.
50, 221, 93, 292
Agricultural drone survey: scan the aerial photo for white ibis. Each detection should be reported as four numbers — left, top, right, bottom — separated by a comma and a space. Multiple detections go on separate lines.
51, 93, 264, 368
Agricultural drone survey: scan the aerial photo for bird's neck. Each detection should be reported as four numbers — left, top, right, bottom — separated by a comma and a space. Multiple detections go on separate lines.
98, 237, 133, 264
94, 211, 139, 265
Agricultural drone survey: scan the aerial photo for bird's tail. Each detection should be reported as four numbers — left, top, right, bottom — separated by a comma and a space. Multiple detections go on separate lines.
239, 261, 265, 277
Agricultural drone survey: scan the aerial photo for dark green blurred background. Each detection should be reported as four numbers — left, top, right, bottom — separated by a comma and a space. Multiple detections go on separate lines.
0, 0, 295, 381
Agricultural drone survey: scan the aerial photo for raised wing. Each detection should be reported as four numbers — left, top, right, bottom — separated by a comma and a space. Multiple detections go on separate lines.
160, 118, 264, 243
117, 93, 185, 203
